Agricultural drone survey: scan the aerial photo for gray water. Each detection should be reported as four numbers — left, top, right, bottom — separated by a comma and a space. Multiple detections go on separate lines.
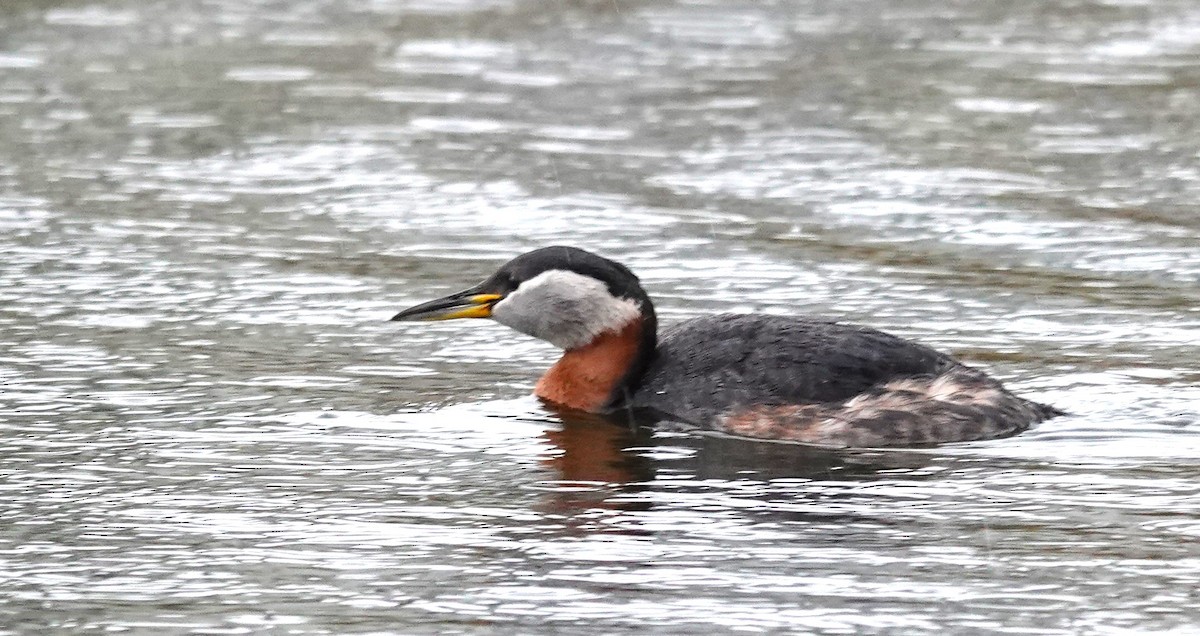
2, 0, 1199, 633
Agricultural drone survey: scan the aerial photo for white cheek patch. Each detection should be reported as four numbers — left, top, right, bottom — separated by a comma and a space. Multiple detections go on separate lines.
492, 270, 642, 350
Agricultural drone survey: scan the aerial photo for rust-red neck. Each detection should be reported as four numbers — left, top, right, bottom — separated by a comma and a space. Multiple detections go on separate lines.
534, 319, 648, 412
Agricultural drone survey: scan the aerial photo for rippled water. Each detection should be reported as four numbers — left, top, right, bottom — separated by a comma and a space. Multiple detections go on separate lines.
2, 0, 1199, 633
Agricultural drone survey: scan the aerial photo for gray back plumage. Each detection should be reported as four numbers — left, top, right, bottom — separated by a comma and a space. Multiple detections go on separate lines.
631, 314, 959, 424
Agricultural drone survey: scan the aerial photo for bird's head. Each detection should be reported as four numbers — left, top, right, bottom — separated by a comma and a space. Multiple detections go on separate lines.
391, 246, 655, 351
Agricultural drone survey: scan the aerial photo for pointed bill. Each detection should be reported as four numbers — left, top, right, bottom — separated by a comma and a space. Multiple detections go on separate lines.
391, 287, 504, 322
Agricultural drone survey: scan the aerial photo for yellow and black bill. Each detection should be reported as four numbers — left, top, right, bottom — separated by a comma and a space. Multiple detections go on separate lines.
390, 285, 504, 322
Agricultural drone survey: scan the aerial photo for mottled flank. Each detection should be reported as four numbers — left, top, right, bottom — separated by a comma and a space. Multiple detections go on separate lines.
716, 367, 1062, 448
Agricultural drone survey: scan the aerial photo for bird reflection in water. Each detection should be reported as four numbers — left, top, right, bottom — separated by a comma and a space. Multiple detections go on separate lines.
534, 405, 655, 519
534, 402, 947, 524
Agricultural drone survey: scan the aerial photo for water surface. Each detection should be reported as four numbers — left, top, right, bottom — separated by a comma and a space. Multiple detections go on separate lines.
2, 0, 1199, 633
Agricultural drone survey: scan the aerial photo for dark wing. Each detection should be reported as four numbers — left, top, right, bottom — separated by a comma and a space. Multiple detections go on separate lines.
631, 314, 960, 425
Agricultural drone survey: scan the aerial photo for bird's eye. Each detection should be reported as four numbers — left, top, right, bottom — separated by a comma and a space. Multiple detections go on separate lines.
492, 272, 518, 292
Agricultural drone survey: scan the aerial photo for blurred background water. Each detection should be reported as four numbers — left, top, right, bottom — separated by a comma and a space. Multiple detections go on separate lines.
1, 0, 1199, 633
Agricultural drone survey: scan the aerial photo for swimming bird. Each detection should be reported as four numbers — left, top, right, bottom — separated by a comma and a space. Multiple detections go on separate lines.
391, 246, 1062, 447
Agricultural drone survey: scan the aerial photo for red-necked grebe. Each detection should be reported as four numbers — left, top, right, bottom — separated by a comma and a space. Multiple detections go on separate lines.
391, 246, 1062, 447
